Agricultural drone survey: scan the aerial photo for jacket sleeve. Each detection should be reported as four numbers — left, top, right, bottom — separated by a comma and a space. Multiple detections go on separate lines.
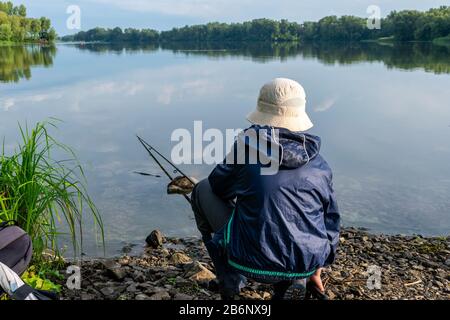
323, 181, 340, 267
208, 163, 239, 201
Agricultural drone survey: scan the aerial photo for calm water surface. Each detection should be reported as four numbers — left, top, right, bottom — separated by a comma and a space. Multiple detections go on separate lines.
1, 43, 449, 256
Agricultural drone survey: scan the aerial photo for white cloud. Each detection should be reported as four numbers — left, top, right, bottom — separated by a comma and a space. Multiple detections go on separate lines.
92, 81, 144, 96
97, 142, 120, 153
2, 63, 225, 116
314, 97, 338, 112
85, 0, 448, 20
90, 0, 223, 17
1, 93, 62, 111
157, 85, 176, 105
2, 98, 15, 111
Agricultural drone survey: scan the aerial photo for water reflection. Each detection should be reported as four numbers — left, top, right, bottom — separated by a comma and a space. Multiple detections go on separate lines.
72, 41, 450, 74
71, 42, 158, 55
0, 45, 56, 83
2, 42, 449, 84
1, 41, 449, 255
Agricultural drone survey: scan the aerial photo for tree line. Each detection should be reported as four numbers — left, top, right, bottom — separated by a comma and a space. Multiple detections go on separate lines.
62, 27, 159, 43
61, 6, 449, 43
0, 1, 56, 42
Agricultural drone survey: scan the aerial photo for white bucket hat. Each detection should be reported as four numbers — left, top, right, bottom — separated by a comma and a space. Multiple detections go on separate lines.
247, 78, 313, 132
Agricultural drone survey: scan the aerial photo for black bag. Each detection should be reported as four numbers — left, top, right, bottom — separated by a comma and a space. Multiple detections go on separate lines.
0, 220, 58, 300
0, 220, 32, 276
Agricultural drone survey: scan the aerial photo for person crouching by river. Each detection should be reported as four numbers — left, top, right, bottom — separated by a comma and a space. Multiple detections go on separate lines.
191, 78, 340, 300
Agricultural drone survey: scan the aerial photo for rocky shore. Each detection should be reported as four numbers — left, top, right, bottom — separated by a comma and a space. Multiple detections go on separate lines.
58, 228, 450, 300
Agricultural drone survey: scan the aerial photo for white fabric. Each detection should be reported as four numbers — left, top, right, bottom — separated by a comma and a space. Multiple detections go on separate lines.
247, 78, 313, 132
0, 262, 37, 300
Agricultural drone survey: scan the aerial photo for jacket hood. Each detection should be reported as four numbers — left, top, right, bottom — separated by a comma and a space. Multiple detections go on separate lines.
238, 125, 321, 169
277, 128, 321, 168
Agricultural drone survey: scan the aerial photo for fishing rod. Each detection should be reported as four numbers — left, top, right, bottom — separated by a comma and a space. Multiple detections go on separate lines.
136, 135, 196, 185
136, 135, 192, 204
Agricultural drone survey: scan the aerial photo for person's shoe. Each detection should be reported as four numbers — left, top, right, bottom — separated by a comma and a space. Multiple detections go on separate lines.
271, 280, 292, 300
208, 279, 220, 292
305, 281, 329, 300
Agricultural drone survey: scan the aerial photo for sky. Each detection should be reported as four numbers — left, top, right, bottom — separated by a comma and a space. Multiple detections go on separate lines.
12, 0, 450, 35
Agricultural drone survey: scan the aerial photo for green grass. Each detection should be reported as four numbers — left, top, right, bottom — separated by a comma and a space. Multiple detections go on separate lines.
0, 120, 104, 263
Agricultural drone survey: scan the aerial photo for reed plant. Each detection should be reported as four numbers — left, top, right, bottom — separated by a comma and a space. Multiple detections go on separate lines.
0, 120, 103, 263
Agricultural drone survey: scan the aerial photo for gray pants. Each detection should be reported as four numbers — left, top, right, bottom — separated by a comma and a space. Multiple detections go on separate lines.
191, 179, 234, 240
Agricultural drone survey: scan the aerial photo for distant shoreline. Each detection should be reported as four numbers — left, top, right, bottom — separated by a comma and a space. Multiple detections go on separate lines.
59, 6, 450, 44
58, 39, 447, 44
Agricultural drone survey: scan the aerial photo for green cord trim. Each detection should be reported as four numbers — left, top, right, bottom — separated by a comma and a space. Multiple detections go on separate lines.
225, 210, 234, 245
228, 259, 316, 278
225, 209, 315, 278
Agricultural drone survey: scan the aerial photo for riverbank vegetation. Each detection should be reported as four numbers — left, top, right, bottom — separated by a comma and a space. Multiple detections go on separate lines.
61, 6, 449, 44
0, 1, 56, 43
0, 120, 104, 267
0, 44, 56, 82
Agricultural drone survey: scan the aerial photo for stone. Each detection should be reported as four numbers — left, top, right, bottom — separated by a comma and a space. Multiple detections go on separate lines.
261, 292, 271, 300
126, 283, 138, 293
327, 290, 336, 300
149, 291, 171, 300
57, 227, 449, 301
132, 270, 146, 282
240, 291, 262, 300
146, 230, 165, 248
81, 293, 95, 300
161, 248, 171, 257
102, 259, 127, 280
170, 252, 193, 265
174, 293, 194, 300
422, 260, 441, 268
135, 294, 151, 300
100, 287, 116, 297
413, 265, 425, 271
184, 261, 216, 282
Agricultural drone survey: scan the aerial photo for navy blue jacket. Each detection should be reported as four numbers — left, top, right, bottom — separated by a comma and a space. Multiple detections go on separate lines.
208, 125, 340, 281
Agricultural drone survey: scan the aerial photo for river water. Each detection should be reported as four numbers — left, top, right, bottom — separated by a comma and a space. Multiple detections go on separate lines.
1, 42, 449, 256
